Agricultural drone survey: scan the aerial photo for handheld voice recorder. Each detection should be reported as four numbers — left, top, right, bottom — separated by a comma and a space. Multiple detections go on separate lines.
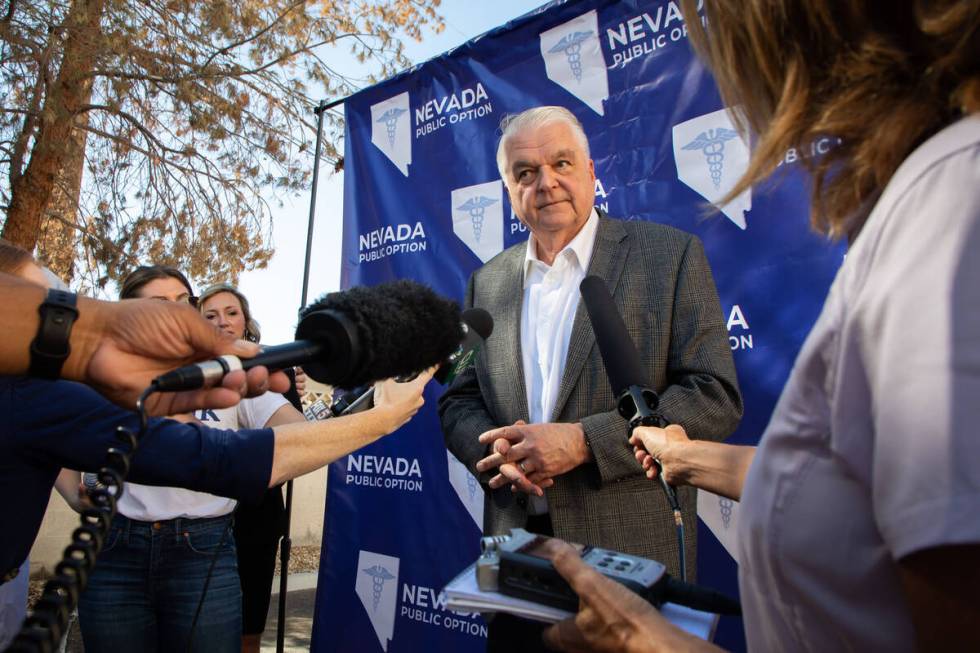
477, 528, 666, 612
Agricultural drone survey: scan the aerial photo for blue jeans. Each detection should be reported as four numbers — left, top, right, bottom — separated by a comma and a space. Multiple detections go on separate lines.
78, 513, 241, 653
0, 560, 29, 649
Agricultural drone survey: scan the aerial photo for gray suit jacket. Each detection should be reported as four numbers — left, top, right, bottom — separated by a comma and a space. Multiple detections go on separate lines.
438, 213, 741, 578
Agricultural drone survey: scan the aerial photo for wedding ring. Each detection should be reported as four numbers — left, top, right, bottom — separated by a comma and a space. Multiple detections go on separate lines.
519, 461, 528, 473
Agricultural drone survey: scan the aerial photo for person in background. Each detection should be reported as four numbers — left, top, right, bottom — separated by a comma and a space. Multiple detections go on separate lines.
542, 1, 980, 651
78, 268, 359, 651
198, 283, 307, 653
77, 266, 253, 652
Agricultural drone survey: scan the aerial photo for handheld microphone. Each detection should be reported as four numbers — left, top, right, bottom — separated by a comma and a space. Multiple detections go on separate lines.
300, 383, 372, 422
328, 384, 372, 417
578, 276, 679, 512
580, 275, 691, 581
328, 307, 495, 416
152, 280, 464, 392
434, 307, 494, 385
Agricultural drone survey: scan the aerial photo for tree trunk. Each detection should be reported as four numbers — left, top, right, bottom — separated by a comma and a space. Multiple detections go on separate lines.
1, 0, 106, 253
36, 92, 92, 283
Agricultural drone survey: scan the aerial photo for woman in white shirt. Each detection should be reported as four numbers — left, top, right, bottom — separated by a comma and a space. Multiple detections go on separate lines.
77, 267, 306, 653
198, 283, 307, 653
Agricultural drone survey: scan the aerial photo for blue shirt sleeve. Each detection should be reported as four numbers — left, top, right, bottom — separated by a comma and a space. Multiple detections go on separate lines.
6, 377, 273, 504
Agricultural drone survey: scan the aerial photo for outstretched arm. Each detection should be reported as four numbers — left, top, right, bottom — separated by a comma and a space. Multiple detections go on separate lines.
268, 372, 433, 485
0, 272, 288, 414
630, 425, 755, 501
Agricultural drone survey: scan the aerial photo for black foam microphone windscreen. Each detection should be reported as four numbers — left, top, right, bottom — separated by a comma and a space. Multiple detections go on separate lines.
327, 306, 495, 417
153, 280, 463, 391
303, 280, 463, 387
579, 275, 649, 395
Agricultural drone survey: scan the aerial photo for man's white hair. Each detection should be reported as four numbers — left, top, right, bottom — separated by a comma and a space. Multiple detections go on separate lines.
495, 106, 590, 183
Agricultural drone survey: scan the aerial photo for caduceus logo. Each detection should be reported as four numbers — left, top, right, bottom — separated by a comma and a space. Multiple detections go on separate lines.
370, 92, 412, 176
355, 550, 400, 651
362, 564, 396, 611
540, 10, 609, 115
672, 109, 752, 229
719, 497, 734, 529
682, 128, 739, 190
455, 196, 498, 243
452, 181, 504, 264
548, 31, 592, 82
376, 107, 407, 148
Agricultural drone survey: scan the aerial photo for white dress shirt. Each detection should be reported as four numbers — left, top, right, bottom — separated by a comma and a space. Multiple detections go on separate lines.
520, 209, 599, 513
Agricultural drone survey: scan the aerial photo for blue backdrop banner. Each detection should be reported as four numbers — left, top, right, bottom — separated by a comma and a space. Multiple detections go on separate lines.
311, 1, 843, 651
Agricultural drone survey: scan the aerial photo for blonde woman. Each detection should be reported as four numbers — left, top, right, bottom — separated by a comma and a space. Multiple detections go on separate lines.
543, 1, 980, 651
198, 283, 306, 653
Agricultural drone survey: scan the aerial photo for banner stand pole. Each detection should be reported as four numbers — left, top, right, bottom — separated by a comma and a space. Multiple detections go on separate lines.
276, 94, 345, 653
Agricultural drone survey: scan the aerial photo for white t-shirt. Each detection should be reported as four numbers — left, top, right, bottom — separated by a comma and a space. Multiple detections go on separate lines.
117, 391, 289, 521
738, 114, 980, 651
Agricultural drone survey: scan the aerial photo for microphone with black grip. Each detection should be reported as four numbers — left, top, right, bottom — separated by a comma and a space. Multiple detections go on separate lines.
434, 307, 494, 385
326, 384, 373, 418
578, 275, 679, 511
329, 307, 494, 417
152, 280, 464, 392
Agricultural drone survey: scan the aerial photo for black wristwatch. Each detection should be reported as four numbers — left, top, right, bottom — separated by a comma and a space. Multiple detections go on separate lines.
29, 289, 79, 379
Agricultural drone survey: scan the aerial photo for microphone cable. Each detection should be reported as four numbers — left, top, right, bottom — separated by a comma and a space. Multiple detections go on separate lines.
628, 412, 686, 583
8, 386, 156, 653
647, 574, 741, 617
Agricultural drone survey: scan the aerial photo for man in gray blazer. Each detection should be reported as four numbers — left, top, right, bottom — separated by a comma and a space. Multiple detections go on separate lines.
438, 106, 741, 649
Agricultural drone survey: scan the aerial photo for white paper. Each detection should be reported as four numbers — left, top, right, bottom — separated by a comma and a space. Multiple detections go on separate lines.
443, 562, 719, 640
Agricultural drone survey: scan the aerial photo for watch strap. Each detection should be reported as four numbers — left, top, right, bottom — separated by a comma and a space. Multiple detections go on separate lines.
29, 289, 79, 379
